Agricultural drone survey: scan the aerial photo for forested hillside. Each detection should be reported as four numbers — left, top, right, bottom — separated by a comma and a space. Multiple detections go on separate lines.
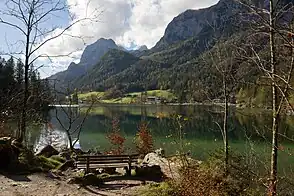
50, 0, 294, 106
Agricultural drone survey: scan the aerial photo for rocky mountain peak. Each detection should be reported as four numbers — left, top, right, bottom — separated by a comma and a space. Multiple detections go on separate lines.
138, 45, 148, 51
79, 38, 118, 67
153, 0, 242, 49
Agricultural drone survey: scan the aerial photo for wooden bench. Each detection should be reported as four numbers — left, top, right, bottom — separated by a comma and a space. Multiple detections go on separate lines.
76, 154, 139, 175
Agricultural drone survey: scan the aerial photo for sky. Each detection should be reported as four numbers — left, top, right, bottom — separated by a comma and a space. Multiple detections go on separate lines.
0, 0, 219, 78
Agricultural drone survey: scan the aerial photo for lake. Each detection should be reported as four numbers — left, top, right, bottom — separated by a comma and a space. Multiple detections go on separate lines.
26, 104, 294, 174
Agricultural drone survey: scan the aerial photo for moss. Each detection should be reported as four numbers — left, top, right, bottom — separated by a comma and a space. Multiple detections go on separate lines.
50, 155, 66, 163
37, 156, 62, 170
97, 173, 111, 179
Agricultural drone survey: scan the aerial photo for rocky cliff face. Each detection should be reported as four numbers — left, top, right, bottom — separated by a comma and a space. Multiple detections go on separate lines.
48, 38, 119, 88
154, 0, 243, 49
79, 38, 118, 69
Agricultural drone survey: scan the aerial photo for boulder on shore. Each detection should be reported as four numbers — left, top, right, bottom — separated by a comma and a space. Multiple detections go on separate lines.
136, 165, 164, 180
142, 152, 180, 179
58, 160, 75, 171
36, 145, 59, 158
0, 137, 19, 169
155, 148, 165, 157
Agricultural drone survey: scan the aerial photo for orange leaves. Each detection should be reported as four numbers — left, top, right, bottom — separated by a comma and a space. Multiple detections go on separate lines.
106, 118, 125, 155
135, 121, 153, 156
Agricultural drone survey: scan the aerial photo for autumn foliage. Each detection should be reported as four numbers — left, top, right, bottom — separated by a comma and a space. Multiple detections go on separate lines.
106, 118, 126, 155
135, 121, 153, 156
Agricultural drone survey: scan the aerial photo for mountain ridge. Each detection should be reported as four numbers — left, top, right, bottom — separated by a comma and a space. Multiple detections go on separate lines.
49, 0, 291, 105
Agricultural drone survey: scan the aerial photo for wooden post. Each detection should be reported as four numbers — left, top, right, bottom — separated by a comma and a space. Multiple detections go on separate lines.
86, 156, 90, 174
127, 155, 132, 176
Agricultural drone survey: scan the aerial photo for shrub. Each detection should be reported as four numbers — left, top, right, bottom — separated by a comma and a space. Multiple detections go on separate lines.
106, 118, 125, 155
134, 121, 153, 156
176, 151, 265, 196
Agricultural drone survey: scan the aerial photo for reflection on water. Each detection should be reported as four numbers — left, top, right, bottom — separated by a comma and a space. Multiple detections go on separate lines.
28, 104, 294, 162
33, 124, 68, 153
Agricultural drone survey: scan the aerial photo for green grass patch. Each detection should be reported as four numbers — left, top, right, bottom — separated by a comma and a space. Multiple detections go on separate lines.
78, 90, 177, 104
78, 92, 105, 101
138, 182, 176, 196
128, 90, 176, 101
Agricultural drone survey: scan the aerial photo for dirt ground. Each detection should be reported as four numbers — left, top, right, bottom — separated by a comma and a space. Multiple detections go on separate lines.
0, 173, 145, 196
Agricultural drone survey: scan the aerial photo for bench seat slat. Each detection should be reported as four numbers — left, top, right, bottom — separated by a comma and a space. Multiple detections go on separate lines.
77, 157, 137, 161
76, 160, 135, 164
77, 163, 138, 169
77, 154, 139, 159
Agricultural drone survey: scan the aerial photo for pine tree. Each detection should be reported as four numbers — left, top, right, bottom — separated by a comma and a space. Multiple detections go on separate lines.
4, 57, 16, 88
72, 89, 79, 104
15, 59, 24, 85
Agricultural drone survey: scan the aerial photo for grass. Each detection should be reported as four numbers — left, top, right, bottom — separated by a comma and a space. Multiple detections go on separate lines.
128, 90, 176, 101
78, 91, 105, 101
78, 90, 177, 104
101, 97, 135, 104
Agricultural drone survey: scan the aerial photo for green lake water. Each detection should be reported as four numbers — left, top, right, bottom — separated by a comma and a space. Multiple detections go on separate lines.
26, 104, 294, 175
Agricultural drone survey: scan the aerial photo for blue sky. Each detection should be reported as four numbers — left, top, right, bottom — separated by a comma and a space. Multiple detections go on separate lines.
0, 0, 219, 78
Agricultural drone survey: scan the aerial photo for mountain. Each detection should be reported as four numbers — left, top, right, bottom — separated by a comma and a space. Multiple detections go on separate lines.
138, 45, 148, 51
79, 38, 118, 68
154, 0, 243, 50
50, 0, 247, 95
50, 0, 293, 106
49, 38, 119, 89
74, 49, 139, 91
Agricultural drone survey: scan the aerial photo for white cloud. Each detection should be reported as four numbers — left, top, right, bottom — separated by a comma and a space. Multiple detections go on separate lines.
37, 0, 219, 77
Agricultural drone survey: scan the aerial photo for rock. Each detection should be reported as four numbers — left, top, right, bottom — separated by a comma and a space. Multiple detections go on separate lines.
142, 152, 178, 179
143, 153, 167, 166
155, 148, 165, 157
59, 151, 71, 160
11, 183, 18, 187
66, 178, 77, 184
58, 160, 75, 171
46, 171, 60, 179
154, 0, 245, 49
83, 173, 102, 186
0, 137, 18, 169
135, 165, 164, 180
36, 145, 59, 158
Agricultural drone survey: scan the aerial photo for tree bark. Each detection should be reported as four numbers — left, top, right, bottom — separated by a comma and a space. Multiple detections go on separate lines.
19, 23, 31, 142
223, 74, 229, 175
269, 0, 278, 195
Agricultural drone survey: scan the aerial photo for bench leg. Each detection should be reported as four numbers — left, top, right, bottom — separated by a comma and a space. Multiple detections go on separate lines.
124, 166, 131, 176
127, 168, 131, 176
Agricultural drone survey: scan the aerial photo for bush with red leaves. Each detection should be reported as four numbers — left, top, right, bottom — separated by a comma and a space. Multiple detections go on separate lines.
106, 118, 126, 155
134, 121, 153, 156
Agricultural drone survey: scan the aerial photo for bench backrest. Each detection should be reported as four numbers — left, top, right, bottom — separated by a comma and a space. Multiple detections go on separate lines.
76, 154, 139, 171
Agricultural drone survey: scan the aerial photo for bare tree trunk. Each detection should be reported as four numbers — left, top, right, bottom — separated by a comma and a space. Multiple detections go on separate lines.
269, 0, 278, 195
20, 27, 31, 142
67, 130, 74, 152
223, 74, 229, 174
